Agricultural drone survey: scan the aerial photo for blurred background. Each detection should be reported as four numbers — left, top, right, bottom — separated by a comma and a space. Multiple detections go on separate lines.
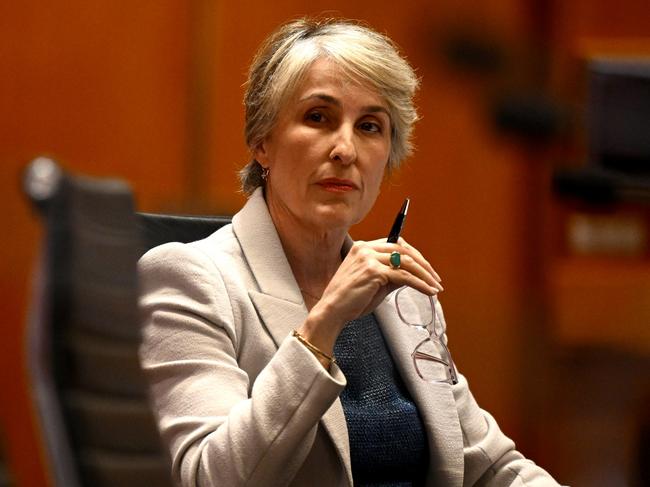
1, 1, 649, 486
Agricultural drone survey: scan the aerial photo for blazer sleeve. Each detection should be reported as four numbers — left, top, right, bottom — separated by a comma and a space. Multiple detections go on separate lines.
452, 374, 562, 486
138, 243, 346, 487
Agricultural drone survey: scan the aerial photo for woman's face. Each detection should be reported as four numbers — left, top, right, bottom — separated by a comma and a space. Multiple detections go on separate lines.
255, 58, 391, 236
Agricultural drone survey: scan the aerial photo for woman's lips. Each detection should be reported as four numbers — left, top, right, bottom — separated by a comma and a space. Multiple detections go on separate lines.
317, 178, 358, 192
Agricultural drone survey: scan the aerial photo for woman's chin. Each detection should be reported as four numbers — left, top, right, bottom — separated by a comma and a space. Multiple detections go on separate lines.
309, 202, 363, 230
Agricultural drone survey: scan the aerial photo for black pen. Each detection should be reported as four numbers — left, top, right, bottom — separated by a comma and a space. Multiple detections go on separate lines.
387, 198, 410, 243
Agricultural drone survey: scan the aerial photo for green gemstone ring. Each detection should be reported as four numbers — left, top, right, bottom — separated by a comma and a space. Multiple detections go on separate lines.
389, 251, 401, 269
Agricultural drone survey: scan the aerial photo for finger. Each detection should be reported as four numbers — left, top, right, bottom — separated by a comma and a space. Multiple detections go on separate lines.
383, 265, 441, 296
378, 251, 443, 292
398, 238, 441, 282
369, 239, 442, 286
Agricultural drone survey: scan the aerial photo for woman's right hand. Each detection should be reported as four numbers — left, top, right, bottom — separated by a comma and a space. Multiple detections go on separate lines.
297, 237, 442, 362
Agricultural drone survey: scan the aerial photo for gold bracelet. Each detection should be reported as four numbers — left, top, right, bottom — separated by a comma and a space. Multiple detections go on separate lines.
292, 330, 336, 366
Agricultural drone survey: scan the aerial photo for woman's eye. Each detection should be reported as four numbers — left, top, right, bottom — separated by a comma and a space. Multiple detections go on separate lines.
306, 111, 325, 123
359, 121, 381, 133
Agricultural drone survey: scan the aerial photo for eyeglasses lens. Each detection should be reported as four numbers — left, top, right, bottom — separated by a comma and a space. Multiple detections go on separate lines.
413, 339, 455, 383
395, 287, 434, 329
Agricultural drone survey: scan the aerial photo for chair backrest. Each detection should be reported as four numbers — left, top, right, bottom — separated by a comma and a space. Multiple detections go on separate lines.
137, 212, 231, 253
24, 158, 230, 487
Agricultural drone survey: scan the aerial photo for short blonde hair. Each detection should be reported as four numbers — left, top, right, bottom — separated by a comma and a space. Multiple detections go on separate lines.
240, 18, 420, 194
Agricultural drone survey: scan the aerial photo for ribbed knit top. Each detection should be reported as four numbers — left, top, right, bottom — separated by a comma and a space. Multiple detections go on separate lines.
333, 313, 429, 486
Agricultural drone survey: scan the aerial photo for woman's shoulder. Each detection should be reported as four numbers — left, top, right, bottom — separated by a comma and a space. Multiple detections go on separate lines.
138, 223, 243, 281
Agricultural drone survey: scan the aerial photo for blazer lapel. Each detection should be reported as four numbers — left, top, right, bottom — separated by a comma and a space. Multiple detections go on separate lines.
375, 299, 464, 487
232, 189, 353, 485
232, 188, 303, 307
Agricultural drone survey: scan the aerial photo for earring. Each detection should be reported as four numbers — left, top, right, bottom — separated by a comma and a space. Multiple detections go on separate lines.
261, 166, 270, 181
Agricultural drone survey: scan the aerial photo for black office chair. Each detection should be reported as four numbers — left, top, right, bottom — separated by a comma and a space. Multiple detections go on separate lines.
24, 158, 230, 487
137, 212, 230, 253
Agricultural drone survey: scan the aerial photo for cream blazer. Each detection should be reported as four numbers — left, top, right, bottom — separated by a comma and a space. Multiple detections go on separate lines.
139, 188, 560, 487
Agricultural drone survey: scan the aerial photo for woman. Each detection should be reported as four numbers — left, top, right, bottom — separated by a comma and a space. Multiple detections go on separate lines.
139, 18, 561, 486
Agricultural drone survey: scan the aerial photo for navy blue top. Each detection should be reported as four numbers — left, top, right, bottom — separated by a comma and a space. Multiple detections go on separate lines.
334, 314, 429, 486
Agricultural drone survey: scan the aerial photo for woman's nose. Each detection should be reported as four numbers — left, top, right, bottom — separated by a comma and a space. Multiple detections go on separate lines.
328, 125, 357, 165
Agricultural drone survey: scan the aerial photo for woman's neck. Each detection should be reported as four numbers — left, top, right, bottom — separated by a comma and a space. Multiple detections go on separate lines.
268, 201, 347, 301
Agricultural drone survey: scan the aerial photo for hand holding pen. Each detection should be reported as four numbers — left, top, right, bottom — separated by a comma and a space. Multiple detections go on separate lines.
385, 197, 441, 289
311, 197, 442, 322
299, 197, 443, 359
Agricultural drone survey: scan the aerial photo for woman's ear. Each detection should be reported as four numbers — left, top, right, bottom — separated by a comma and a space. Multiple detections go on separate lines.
253, 141, 269, 167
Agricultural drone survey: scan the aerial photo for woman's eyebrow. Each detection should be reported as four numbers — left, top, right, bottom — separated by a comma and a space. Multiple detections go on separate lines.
298, 93, 340, 105
365, 106, 390, 117
299, 93, 390, 117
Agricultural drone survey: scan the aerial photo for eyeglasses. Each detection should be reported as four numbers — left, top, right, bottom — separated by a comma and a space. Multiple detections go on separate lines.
394, 286, 458, 385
